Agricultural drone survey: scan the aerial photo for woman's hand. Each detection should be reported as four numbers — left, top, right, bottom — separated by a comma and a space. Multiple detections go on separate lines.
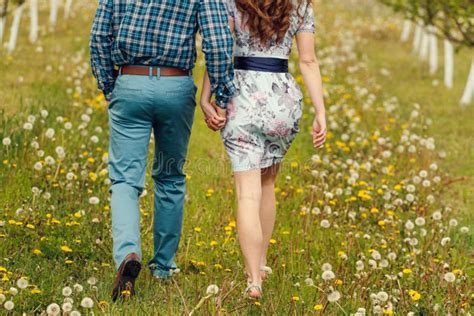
312, 112, 327, 149
200, 100, 226, 131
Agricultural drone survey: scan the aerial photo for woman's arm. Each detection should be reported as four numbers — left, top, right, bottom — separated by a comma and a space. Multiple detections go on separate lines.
200, 15, 235, 130
296, 32, 327, 148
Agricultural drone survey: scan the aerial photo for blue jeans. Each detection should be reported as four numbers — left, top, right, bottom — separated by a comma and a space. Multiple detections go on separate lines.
108, 72, 196, 278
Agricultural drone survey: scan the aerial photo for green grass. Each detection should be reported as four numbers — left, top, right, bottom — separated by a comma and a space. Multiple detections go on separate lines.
0, 0, 473, 315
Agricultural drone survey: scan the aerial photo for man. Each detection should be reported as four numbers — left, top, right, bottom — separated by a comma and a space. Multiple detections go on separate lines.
90, 0, 235, 301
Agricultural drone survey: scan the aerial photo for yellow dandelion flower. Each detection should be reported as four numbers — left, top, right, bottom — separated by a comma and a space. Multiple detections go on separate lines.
33, 249, 42, 255
194, 227, 202, 233
0, 266, 7, 272
403, 268, 412, 274
290, 162, 299, 168
229, 220, 236, 228
335, 279, 343, 285
408, 290, 421, 301
31, 288, 42, 294
74, 212, 82, 219
292, 296, 300, 301
214, 264, 223, 269
61, 245, 73, 253
269, 239, 277, 245
210, 240, 218, 247
65, 260, 73, 264
314, 304, 323, 311
378, 220, 385, 226
370, 207, 379, 214
89, 172, 98, 181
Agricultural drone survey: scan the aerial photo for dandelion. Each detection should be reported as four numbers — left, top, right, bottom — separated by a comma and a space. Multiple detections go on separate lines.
9, 287, 18, 295
80, 297, 94, 308
45, 128, 55, 139
16, 278, 28, 289
46, 303, 61, 315
70, 311, 81, 316
73, 284, 83, 292
440, 237, 450, 246
61, 302, 72, 313
460, 226, 469, 234
320, 219, 330, 228
432, 211, 442, 221
206, 284, 219, 295
314, 304, 323, 310
322, 270, 335, 281
322, 263, 332, 271
327, 291, 341, 302
89, 197, 100, 205
87, 277, 97, 285
34, 162, 43, 171
2, 137, 11, 146
23, 122, 33, 130
376, 291, 389, 302
415, 217, 425, 226
4, 300, 14, 311
444, 272, 456, 283
0, 294, 5, 304
405, 220, 414, 230
304, 277, 314, 286
408, 290, 421, 301
449, 219, 458, 227
62, 286, 72, 297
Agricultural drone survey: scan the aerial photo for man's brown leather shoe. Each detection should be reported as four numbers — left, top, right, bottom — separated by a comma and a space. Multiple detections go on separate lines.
111, 253, 141, 302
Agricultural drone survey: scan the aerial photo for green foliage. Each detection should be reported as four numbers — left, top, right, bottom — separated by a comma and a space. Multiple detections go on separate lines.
380, 0, 474, 47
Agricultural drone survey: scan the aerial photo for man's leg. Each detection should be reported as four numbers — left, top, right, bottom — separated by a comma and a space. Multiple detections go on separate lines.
108, 75, 153, 270
148, 77, 196, 279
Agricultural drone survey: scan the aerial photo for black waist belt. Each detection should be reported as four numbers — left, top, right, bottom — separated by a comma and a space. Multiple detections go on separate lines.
234, 57, 289, 73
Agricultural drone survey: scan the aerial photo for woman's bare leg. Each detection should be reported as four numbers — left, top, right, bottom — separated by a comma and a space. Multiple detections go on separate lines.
259, 164, 279, 275
234, 169, 263, 294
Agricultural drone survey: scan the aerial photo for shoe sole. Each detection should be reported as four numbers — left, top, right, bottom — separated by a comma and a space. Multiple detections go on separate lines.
112, 260, 141, 302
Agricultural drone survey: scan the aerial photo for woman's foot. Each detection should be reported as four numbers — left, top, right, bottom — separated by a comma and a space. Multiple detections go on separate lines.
245, 283, 263, 299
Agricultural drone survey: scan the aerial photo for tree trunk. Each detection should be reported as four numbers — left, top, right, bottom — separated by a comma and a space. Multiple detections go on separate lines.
49, 0, 59, 31
0, 0, 9, 44
419, 26, 430, 61
444, 39, 454, 89
7, 3, 24, 53
412, 22, 422, 53
428, 26, 438, 74
29, 0, 38, 43
64, 0, 72, 19
400, 19, 411, 43
460, 58, 474, 106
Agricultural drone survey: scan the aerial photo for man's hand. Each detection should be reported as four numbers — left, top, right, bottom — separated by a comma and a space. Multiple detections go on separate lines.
200, 100, 226, 131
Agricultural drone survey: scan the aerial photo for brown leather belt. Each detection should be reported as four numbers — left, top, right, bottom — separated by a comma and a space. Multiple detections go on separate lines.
119, 65, 191, 77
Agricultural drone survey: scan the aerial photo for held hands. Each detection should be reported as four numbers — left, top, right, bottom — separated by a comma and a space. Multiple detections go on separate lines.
200, 100, 227, 131
313, 112, 327, 149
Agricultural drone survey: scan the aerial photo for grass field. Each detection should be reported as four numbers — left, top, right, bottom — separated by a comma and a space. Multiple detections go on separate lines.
0, 0, 472, 314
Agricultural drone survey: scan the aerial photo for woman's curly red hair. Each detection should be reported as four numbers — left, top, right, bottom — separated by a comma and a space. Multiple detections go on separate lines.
235, 0, 312, 46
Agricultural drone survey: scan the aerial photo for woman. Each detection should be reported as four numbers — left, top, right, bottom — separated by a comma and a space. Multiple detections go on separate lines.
200, 0, 327, 299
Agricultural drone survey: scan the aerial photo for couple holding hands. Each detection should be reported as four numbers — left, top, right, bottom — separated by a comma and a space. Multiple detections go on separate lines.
90, 0, 326, 301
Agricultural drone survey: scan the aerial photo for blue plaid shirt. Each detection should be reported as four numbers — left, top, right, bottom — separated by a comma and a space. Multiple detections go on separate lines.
90, 0, 235, 108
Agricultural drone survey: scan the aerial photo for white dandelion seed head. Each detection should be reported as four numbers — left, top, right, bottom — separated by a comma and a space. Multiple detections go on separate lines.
0, 294, 5, 304
405, 220, 415, 231
412, 176, 421, 184
419, 170, 428, 178
415, 217, 426, 226
321, 270, 335, 281
16, 278, 28, 289
62, 302, 73, 312
80, 297, 93, 308
422, 180, 431, 188
62, 286, 72, 297
27, 115, 37, 123
371, 250, 381, 261
432, 211, 442, 221
88, 197, 100, 205
87, 277, 97, 286
444, 272, 456, 283
449, 219, 458, 227
406, 194, 415, 202
440, 237, 451, 246
70, 311, 81, 316
45, 128, 55, 139
320, 219, 330, 228
90, 135, 99, 143
4, 300, 14, 311
73, 283, 83, 293
40, 110, 49, 118
460, 226, 469, 234
23, 122, 33, 130
304, 277, 314, 286
327, 290, 341, 302
46, 303, 61, 315
356, 260, 364, 271
206, 284, 219, 295
322, 263, 332, 271
376, 291, 389, 302
64, 122, 73, 130
2, 137, 11, 146
9, 287, 18, 295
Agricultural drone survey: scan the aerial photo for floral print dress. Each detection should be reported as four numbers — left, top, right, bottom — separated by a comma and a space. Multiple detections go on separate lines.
222, 0, 315, 172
